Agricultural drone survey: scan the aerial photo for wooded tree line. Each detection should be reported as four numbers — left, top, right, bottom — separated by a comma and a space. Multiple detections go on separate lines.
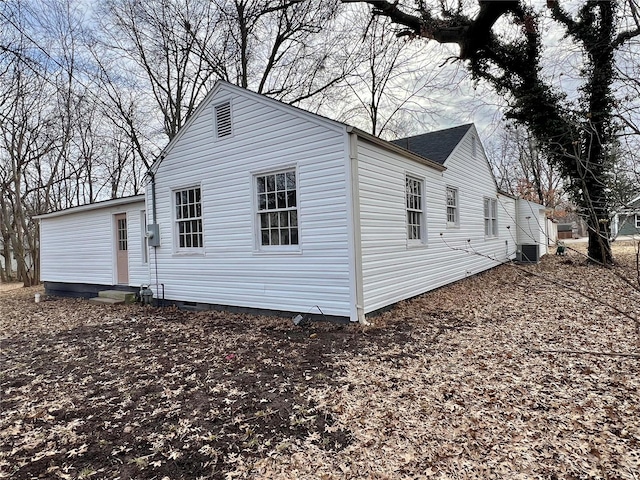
1, 0, 639, 283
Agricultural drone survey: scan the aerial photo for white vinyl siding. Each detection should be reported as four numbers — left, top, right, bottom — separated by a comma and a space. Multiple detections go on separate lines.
405, 175, 425, 242
357, 127, 514, 315
151, 83, 351, 318
515, 198, 548, 255
39, 199, 149, 287
446, 186, 459, 227
484, 197, 498, 237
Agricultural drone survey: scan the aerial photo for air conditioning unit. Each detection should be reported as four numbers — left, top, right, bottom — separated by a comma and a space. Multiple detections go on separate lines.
517, 244, 539, 264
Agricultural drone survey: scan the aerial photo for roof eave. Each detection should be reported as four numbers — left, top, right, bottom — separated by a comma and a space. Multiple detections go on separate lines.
34, 195, 146, 220
348, 127, 446, 172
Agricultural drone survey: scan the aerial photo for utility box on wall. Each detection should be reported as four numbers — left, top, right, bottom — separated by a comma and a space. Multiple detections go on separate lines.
147, 224, 160, 247
516, 244, 539, 264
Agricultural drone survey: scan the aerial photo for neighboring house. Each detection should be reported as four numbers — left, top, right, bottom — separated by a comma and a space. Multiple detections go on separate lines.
612, 194, 640, 237
37, 81, 547, 323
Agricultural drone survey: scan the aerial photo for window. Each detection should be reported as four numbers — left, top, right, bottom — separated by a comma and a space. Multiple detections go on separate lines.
484, 198, 498, 237
635, 214, 640, 229
471, 135, 477, 157
214, 101, 232, 138
446, 187, 459, 227
256, 170, 298, 247
117, 217, 127, 251
406, 175, 425, 242
175, 187, 203, 249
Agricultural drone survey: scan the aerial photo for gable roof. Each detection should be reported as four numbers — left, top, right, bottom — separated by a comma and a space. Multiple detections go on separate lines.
151, 80, 445, 173
390, 124, 474, 165
150, 80, 348, 174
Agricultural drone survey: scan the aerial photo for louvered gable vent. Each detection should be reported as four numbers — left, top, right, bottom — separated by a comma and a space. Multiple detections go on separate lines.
215, 101, 232, 138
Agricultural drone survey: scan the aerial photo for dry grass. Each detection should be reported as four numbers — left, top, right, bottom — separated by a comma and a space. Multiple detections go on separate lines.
1, 241, 639, 479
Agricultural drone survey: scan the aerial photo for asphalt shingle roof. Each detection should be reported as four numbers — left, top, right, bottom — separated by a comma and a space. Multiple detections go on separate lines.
391, 124, 474, 165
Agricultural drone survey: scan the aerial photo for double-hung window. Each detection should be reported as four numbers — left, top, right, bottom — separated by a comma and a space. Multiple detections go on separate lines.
635, 214, 640, 229
406, 175, 425, 242
446, 187, 459, 227
175, 187, 203, 249
256, 170, 298, 248
484, 197, 498, 237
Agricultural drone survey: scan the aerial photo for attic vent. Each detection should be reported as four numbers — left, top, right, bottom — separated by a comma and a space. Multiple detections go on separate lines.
215, 101, 232, 138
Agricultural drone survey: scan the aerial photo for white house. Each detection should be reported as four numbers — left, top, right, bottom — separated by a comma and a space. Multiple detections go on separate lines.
38, 196, 147, 298
38, 81, 547, 322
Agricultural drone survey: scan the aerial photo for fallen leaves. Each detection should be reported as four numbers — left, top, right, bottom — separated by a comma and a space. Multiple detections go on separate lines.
0, 241, 639, 479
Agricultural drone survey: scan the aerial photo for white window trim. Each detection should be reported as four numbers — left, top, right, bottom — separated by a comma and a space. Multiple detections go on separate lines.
252, 166, 301, 254
635, 213, 640, 229
172, 185, 205, 255
484, 197, 498, 238
446, 186, 459, 228
213, 99, 234, 140
405, 174, 427, 246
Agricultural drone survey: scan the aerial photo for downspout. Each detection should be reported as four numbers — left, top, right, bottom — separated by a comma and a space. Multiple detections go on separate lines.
347, 128, 368, 325
147, 169, 160, 303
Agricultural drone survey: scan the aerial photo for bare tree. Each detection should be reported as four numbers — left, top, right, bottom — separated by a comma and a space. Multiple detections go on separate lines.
346, 0, 640, 264
335, 7, 444, 137
98, 0, 220, 140
487, 123, 564, 209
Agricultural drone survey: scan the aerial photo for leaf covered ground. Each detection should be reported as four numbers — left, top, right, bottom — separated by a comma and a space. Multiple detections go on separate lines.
1, 242, 639, 479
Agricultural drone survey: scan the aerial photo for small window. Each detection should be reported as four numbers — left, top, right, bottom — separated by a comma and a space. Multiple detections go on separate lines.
406, 175, 425, 242
635, 214, 640, 229
484, 198, 498, 237
117, 218, 127, 251
175, 187, 203, 249
215, 101, 232, 138
256, 170, 298, 247
446, 187, 459, 227
471, 135, 477, 157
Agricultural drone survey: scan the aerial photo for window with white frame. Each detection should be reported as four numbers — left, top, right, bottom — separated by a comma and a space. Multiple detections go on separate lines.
484, 197, 498, 237
406, 175, 425, 242
446, 187, 459, 227
214, 101, 232, 138
635, 214, 640, 229
175, 187, 203, 249
256, 170, 298, 247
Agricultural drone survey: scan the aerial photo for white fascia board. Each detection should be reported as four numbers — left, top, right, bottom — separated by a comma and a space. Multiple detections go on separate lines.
35, 195, 146, 220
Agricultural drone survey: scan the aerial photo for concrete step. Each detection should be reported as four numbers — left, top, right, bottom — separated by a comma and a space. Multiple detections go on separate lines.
97, 290, 136, 303
88, 297, 124, 305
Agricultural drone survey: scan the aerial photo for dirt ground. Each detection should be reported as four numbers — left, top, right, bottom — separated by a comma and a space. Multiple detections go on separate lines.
1, 242, 639, 479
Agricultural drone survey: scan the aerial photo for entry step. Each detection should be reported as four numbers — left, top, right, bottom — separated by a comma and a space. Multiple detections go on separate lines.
96, 290, 136, 303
